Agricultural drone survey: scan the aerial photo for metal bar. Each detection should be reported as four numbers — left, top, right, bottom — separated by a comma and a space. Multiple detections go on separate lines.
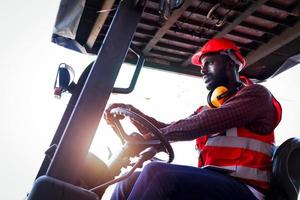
163, 34, 203, 47
196, 0, 297, 17
135, 27, 156, 36
251, 12, 291, 28
246, 21, 300, 66
46, 0, 143, 183
193, 2, 292, 28
181, 0, 267, 67
215, 0, 268, 37
167, 27, 256, 51
139, 18, 160, 28
186, 2, 279, 35
229, 30, 266, 44
291, 1, 300, 16
185, 8, 277, 36
142, 0, 194, 54
175, 13, 277, 37
265, 1, 300, 17
239, 21, 276, 36
136, 26, 255, 54
86, 0, 116, 48
112, 45, 145, 94
132, 36, 148, 44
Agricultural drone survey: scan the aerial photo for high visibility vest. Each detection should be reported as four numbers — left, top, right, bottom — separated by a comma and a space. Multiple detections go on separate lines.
196, 97, 282, 192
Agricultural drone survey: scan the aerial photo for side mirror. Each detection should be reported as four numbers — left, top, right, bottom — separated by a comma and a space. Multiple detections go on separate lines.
54, 63, 76, 98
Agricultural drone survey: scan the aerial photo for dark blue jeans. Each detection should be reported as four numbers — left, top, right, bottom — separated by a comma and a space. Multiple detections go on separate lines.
110, 162, 259, 200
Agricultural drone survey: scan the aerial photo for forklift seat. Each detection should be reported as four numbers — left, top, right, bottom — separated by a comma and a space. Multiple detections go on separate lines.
267, 138, 300, 200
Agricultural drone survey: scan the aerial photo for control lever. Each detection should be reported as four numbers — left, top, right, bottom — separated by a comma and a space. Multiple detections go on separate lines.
90, 147, 158, 193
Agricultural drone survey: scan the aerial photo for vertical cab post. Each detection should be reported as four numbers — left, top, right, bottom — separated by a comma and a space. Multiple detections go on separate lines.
46, 0, 143, 184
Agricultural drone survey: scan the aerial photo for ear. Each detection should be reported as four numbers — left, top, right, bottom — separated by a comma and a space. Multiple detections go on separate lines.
227, 60, 239, 72
225, 60, 240, 82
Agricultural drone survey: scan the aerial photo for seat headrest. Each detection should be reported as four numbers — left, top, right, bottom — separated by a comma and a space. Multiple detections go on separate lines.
272, 137, 300, 200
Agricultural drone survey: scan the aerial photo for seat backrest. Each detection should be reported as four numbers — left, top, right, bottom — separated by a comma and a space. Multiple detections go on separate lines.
266, 138, 300, 200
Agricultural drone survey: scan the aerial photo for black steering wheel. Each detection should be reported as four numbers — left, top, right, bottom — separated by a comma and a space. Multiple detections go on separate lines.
109, 107, 174, 163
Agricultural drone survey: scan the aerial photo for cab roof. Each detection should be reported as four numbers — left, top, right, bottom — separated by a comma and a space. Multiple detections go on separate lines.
52, 0, 300, 81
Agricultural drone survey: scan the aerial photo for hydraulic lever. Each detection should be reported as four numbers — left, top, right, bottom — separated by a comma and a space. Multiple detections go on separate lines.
90, 147, 158, 194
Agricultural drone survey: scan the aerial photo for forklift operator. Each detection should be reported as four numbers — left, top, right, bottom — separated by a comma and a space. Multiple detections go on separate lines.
105, 38, 282, 200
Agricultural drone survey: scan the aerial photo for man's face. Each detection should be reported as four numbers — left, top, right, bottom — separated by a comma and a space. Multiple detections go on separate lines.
200, 53, 229, 90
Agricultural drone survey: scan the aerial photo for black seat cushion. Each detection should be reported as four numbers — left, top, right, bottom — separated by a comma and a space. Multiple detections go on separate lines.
267, 138, 300, 200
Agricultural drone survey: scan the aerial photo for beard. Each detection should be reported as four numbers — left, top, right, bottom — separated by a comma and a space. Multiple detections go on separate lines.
205, 71, 228, 91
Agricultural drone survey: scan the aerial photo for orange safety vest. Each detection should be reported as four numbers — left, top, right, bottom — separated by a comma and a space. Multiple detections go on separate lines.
196, 95, 282, 192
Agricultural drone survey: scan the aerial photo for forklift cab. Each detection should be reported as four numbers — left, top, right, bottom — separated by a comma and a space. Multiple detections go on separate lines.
27, 0, 300, 199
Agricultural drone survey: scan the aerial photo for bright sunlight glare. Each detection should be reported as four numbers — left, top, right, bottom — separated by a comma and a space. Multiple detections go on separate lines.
0, 1, 299, 200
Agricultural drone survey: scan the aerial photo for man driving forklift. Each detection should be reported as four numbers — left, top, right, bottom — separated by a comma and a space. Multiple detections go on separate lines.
105, 38, 282, 200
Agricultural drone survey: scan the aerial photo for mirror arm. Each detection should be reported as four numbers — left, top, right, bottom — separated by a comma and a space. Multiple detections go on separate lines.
112, 44, 145, 94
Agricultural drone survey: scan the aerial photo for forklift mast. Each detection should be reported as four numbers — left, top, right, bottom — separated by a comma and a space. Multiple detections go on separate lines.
28, 0, 143, 199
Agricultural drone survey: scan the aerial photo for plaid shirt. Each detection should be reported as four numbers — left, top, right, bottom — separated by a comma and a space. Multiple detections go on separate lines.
158, 84, 279, 141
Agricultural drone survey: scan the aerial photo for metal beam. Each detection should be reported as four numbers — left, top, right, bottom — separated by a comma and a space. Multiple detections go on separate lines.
142, 0, 194, 54
182, 0, 267, 67
239, 21, 276, 36
195, 1, 292, 28
142, 9, 275, 39
251, 12, 291, 28
136, 26, 255, 54
291, 1, 300, 16
86, 0, 116, 48
46, 0, 143, 183
182, 7, 280, 37
265, 1, 300, 17
215, 0, 268, 37
246, 20, 300, 66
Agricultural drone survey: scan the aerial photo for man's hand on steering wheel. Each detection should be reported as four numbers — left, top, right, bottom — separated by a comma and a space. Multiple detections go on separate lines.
104, 103, 150, 135
104, 104, 174, 163
104, 103, 133, 123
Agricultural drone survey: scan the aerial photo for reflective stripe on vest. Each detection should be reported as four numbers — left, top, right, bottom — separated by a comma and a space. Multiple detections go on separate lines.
226, 127, 237, 136
216, 166, 271, 182
205, 136, 275, 156
202, 131, 274, 191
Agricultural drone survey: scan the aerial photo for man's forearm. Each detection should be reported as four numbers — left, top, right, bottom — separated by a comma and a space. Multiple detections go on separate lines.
160, 85, 275, 141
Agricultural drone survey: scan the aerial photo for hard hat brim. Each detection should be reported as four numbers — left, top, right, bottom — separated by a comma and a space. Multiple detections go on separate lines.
191, 51, 202, 66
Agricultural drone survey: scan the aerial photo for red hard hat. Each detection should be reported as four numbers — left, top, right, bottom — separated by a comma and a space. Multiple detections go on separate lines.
191, 38, 246, 71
